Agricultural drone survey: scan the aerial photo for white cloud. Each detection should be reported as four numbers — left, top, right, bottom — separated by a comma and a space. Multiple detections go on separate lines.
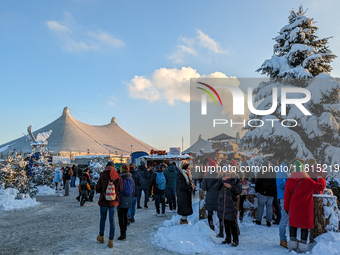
169, 30, 227, 63
127, 67, 248, 120
88, 31, 125, 48
197, 30, 226, 54
46, 12, 124, 52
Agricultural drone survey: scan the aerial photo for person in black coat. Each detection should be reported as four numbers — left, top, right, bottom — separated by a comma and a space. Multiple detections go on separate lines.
254, 160, 277, 227
201, 159, 220, 231
216, 170, 242, 247
177, 162, 194, 224
137, 161, 150, 209
150, 164, 168, 216
127, 163, 141, 222
118, 165, 135, 241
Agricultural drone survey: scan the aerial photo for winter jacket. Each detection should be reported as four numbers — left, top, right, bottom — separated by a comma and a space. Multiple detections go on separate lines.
255, 168, 276, 197
164, 165, 177, 189
137, 164, 150, 190
96, 166, 123, 207
72, 166, 78, 177
150, 170, 168, 195
176, 170, 193, 216
201, 172, 220, 211
276, 162, 290, 199
77, 168, 83, 177
64, 168, 72, 180
53, 168, 63, 183
284, 172, 326, 229
130, 167, 141, 197
216, 177, 242, 221
118, 172, 135, 209
82, 173, 91, 184
305, 164, 326, 194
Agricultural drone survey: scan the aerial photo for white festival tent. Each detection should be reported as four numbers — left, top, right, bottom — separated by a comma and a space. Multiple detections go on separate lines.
0, 107, 154, 158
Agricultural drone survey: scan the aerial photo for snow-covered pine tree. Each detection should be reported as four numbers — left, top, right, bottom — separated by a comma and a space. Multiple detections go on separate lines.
241, 6, 340, 164
31, 155, 54, 187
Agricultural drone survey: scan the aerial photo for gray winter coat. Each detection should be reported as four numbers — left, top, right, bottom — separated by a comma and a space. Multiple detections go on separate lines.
118, 172, 135, 209
201, 173, 220, 211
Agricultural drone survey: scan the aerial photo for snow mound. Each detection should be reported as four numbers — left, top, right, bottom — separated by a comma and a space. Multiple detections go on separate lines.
0, 188, 39, 211
154, 201, 340, 254
37, 185, 55, 196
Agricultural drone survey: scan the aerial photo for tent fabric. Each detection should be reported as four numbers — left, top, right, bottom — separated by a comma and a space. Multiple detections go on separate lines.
182, 135, 213, 154
208, 133, 236, 141
0, 107, 154, 156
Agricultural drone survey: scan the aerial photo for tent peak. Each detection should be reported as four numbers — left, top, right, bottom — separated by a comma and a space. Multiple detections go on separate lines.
198, 134, 202, 139
111, 117, 117, 124
62, 107, 70, 116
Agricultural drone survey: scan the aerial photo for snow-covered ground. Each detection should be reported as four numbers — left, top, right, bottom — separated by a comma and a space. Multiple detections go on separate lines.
154, 201, 340, 254
0, 188, 39, 211
37, 185, 55, 196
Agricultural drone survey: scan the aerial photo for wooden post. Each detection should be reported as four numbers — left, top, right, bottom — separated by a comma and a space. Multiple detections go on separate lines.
310, 194, 340, 242
199, 189, 207, 220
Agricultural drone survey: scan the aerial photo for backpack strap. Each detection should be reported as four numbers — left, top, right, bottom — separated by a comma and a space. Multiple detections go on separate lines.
292, 179, 303, 195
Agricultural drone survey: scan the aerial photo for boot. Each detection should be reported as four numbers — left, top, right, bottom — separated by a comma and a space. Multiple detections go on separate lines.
55, 190, 58, 196
280, 240, 288, 249
208, 215, 214, 231
117, 233, 126, 240
97, 235, 104, 244
287, 240, 298, 251
180, 219, 188, 225
58, 190, 63, 197
298, 242, 309, 253
222, 238, 231, 244
216, 220, 224, 238
108, 238, 113, 248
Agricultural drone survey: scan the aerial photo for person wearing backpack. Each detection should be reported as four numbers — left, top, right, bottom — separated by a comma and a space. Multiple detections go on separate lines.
117, 164, 135, 240
284, 160, 325, 253
150, 164, 168, 216
96, 162, 123, 248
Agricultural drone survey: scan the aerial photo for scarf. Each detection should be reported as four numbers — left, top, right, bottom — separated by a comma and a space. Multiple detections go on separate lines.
179, 168, 192, 185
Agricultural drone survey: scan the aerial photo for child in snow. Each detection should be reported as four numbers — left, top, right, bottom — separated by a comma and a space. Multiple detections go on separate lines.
284, 160, 326, 253
216, 169, 242, 247
53, 167, 63, 196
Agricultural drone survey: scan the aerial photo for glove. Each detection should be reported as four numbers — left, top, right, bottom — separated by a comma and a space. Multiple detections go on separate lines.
285, 210, 289, 215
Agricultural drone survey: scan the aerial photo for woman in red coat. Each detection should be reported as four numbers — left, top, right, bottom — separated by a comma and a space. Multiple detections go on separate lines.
284, 160, 325, 253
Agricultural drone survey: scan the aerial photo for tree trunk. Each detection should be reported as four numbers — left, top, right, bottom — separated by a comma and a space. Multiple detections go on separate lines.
242, 194, 258, 219
199, 189, 207, 220
310, 194, 340, 242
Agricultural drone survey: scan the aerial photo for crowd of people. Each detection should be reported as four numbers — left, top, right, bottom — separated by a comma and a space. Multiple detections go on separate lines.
52, 157, 327, 252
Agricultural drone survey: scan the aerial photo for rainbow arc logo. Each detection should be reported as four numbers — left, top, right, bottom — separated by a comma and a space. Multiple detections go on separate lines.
196, 82, 223, 106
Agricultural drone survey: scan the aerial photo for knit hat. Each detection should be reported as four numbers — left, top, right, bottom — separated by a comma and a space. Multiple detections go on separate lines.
129, 163, 136, 169
106, 161, 114, 167
120, 165, 129, 173
208, 158, 217, 167
160, 163, 166, 170
182, 163, 189, 170
230, 159, 238, 166
308, 158, 317, 165
293, 160, 305, 172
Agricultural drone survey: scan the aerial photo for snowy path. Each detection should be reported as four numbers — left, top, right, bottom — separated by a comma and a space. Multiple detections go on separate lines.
0, 188, 176, 255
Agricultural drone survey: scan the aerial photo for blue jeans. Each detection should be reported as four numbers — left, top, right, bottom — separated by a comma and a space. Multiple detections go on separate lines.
279, 199, 289, 241
137, 188, 149, 207
70, 176, 76, 187
166, 187, 176, 210
154, 193, 165, 214
128, 197, 138, 220
256, 193, 274, 222
99, 206, 116, 239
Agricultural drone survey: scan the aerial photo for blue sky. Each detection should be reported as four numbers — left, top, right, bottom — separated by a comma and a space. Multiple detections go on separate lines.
1, 0, 340, 151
